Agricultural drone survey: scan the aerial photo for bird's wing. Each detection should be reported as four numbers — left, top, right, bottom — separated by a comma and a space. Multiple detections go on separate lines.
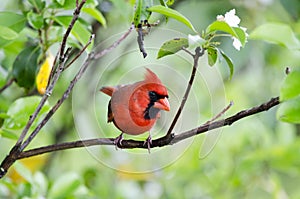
107, 99, 114, 123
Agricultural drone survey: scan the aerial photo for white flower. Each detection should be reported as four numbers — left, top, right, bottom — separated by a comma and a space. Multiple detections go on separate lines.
232, 37, 242, 51
217, 9, 241, 27
188, 34, 205, 48
217, 9, 247, 50
224, 9, 240, 27
216, 15, 225, 21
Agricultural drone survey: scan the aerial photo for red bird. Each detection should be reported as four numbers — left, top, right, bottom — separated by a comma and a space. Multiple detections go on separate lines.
100, 68, 170, 151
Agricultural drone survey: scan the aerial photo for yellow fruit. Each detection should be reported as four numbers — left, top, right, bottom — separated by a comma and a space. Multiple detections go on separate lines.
36, 53, 54, 95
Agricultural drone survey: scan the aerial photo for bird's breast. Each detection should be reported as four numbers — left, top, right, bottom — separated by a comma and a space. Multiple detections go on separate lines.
110, 84, 158, 135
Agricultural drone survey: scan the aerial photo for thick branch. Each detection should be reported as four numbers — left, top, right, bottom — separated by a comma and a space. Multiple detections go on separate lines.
17, 96, 280, 160
171, 96, 280, 144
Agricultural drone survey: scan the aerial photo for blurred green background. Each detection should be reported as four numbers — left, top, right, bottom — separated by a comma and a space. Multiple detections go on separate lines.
1, 0, 300, 198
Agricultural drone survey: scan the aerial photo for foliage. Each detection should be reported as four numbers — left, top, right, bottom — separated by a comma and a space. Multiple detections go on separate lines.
0, 0, 103, 92
0, 0, 300, 198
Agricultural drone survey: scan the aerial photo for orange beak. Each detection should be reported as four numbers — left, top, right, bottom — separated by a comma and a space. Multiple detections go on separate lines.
154, 97, 170, 111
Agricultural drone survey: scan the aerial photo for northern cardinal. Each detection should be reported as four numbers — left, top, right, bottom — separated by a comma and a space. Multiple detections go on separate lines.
100, 68, 170, 152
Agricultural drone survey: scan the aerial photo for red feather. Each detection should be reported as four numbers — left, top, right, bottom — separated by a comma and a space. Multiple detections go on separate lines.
100, 68, 170, 136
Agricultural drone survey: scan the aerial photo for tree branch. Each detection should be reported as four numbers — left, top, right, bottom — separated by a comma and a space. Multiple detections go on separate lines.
170, 96, 280, 144
0, 24, 134, 179
16, 96, 280, 160
0, 78, 14, 94
15, 0, 87, 147
63, 34, 95, 70
59, 0, 86, 59
166, 47, 205, 136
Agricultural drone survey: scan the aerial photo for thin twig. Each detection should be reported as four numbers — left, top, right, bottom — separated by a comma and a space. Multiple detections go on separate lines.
15, 1, 87, 147
59, 0, 86, 59
0, 0, 88, 178
181, 47, 194, 57
204, 100, 234, 125
16, 47, 72, 147
166, 47, 205, 136
15, 96, 280, 160
16, 95, 48, 146
0, 24, 134, 179
94, 24, 135, 59
48, 49, 60, 83
20, 48, 72, 151
0, 78, 14, 94
137, 24, 147, 58
64, 34, 95, 70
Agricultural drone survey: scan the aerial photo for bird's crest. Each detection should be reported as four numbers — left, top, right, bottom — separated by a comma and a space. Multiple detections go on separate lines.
144, 68, 162, 84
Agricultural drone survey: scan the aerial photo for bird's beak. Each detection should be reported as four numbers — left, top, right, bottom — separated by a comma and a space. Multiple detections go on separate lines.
154, 97, 170, 111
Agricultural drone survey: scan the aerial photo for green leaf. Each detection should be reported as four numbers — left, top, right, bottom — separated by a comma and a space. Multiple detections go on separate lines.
277, 96, 300, 123
157, 38, 188, 59
1, 39, 26, 68
206, 21, 247, 49
52, 0, 99, 9
48, 173, 82, 199
280, 70, 300, 101
133, 0, 142, 26
55, 0, 65, 6
147, 5, 197, 32
166, 0, 175, 6
0, 129, 18, 140
28, 0, 46, 12
159, 0, 174, 6
233, 27, 247, 47
0, 25, 18, 40
12, 45, 41, 89
0, 12, 26, 32
0, 12, 26, 47
250, 23, 300, 50
141, 0, 153, 20
220, 49, 234, 80
54, 16, 93, 51
82, 7, 107, 28
133, 0, 152, 26
206, 21, 238, 37
159, 0, 167, 7
0, 112, 9, 119
27, 11, 44, 29
207, 46, 218, 66
2, 96, 51, 131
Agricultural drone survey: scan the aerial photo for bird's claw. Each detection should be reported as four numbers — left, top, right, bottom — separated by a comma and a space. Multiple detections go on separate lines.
114, 133, 123, 150
143, 135, 152, 154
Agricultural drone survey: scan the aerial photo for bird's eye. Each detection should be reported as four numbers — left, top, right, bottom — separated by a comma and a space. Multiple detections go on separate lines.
149, 91, 158, 101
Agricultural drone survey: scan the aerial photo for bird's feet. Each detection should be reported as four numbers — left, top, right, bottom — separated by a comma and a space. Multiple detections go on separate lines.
143, 135, 152, 154
114, 133, 123, 150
